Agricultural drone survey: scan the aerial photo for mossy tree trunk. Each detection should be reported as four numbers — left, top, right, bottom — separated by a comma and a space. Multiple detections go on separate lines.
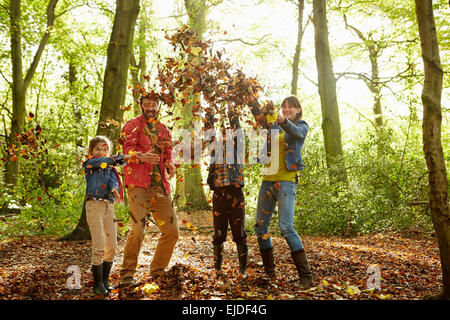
415, 0, 450, 300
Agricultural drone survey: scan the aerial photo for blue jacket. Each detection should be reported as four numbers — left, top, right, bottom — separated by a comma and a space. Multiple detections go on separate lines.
83, 155, 125, 203
206, 109, 244, 190
249, 100, 309, 172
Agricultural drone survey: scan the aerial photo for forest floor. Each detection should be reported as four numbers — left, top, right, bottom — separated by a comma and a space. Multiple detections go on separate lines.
0, 210, 442, 300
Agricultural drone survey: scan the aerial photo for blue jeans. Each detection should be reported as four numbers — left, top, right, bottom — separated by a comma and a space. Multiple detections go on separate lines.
255, 181, 303, 252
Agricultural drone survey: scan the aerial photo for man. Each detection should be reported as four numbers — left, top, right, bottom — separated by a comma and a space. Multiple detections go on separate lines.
120, 93, 178, 286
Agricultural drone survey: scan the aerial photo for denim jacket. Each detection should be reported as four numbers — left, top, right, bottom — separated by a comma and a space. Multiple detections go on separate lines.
249, 100, 309, 171
206, 110, 244, 190
83, 154, 125, 203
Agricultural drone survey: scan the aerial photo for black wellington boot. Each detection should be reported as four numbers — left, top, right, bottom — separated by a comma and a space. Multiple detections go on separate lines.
214, 243, 224, 272
102, 261, 114, 292
91, 264, 109, 296
236, 242, 248, 276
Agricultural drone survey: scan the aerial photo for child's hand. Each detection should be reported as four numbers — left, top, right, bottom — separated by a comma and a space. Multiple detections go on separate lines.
276, 109, 285, 124
112, 188, 120, 203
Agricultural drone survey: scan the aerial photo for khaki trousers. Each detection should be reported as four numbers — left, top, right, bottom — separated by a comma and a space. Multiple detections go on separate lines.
120, 186, 179, 279
85, 199, 117, 265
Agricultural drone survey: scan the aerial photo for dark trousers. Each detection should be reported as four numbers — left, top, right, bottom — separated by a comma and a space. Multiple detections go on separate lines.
212, 186, 247, 245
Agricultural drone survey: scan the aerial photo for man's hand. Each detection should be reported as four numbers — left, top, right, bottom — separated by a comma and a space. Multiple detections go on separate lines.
138, 151, 160, 164
167, 162, 176, 180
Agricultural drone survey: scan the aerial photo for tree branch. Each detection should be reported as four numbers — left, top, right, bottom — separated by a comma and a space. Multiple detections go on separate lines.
24, 0, 59, 89
0, 69, 12, 87
0, 87, 12, 120
213, 34, 271, 46
336, 65, 419, 87
54, 3, 85, 19
159, 13, 188, 20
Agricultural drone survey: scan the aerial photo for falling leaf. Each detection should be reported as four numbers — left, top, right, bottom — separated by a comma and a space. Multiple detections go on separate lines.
274, 180, 282, 190
190, 47, 202, 56
142, 283, 159, 294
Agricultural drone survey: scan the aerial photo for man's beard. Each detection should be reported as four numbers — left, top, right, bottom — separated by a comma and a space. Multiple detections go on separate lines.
144, 110, 158, 120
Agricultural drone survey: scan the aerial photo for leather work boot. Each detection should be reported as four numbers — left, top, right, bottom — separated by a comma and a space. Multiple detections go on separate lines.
120, 276, 135, 287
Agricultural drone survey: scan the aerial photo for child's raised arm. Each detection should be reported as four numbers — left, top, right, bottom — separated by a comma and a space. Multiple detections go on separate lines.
83, 154, 127, 169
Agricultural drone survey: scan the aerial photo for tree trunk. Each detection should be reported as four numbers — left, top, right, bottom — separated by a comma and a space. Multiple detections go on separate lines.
6, 0, 59, 190
130, 10, 149, 116
369, 50, 383, 128
180, 0, 209, 209
170, 0, 188, 208
184, 0, 208, 39
343, 16, 383, 129
312, 0, 348, 184
57, 197, 91, 241
96, 0, 140, 141
68, 61, 84, 148
415, 0, 450, 300
291, 0, 305, 96
62, 0, 140, 241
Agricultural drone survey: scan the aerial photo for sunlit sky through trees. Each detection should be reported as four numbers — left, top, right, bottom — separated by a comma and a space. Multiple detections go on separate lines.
2, 0, 448, 144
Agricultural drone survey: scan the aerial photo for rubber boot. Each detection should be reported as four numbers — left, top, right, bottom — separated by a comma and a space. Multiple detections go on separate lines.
260, 247, 275, 277
236, 242, 248, 276
102, 261, 113, 292
291, 249, 313, 289
214, 243, 224, 271
91, 264, 109, 296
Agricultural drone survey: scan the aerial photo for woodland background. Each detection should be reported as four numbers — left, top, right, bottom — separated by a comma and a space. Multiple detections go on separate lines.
0, 0, 449, 300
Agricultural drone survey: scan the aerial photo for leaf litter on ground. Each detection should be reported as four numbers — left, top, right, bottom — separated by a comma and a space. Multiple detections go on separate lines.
0, 210, 442, 300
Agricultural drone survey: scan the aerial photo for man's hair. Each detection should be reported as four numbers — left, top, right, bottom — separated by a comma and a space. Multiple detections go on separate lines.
88, 135, 112, 155
139, 93, 159, 106
281, 95, 303, 122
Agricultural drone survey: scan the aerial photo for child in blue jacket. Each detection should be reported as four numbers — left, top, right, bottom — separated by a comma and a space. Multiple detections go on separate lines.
83, 136, 130, 296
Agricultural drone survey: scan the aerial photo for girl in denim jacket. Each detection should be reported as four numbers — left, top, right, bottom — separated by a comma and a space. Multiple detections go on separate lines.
248, 95, 313, 289
83, 136, 130, 296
